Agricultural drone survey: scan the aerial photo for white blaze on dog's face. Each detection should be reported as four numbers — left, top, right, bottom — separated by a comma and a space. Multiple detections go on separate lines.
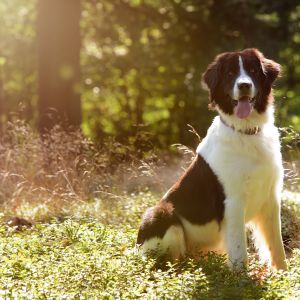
230, 56, 257, 119
232, 56, 257, 100
202, 48, 281, 120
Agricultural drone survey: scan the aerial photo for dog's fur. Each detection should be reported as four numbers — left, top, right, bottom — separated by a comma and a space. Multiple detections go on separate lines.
137, 48, 287, 270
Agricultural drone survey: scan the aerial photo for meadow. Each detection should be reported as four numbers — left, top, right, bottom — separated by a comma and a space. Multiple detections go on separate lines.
0, 121, 299, 299
1, 1, 300, 298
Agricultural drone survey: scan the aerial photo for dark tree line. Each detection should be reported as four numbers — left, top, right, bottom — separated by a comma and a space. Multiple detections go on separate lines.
1, 0, 300, 146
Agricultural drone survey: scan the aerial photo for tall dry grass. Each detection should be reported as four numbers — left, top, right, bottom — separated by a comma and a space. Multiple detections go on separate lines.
0, 120, 194, 222
0, 120, 299, 251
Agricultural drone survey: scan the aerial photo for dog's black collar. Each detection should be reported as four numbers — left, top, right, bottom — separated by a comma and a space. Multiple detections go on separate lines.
220, 117, 261, 135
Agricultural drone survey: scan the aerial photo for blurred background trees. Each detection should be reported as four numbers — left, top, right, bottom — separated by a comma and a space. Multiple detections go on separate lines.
0, 0, 300, 147
37, 0, 81, 131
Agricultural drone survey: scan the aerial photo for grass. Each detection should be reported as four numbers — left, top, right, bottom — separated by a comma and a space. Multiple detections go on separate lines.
0, 191, 299, 299
0, 120, 299, 299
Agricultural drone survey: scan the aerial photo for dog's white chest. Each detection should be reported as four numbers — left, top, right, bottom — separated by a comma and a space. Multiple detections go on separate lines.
232, 157, 276, 220
197, 117, 283, 222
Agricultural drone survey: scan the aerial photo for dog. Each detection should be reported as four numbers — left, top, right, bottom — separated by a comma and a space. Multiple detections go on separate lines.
137, 48, 287, 270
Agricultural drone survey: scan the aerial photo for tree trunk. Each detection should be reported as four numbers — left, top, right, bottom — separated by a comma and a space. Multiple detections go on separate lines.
37, 0, 81, 132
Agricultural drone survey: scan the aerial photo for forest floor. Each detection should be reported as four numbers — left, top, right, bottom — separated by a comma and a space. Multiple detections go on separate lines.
0, 122, 299, 299
0, 191, 299, 299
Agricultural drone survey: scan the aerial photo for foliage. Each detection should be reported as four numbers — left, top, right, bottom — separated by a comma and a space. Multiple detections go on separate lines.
0, 120, 298, 299
0, 120, 192, 221
0, 216, 299, 299
1, 1, 300, 146
0, 2, 299, 297
0, 0, 37, 123
0, 119, 297, 224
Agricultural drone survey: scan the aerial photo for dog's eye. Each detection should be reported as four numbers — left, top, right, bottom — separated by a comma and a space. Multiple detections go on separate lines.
227, 71, 233, 77
250, 69, 256, 74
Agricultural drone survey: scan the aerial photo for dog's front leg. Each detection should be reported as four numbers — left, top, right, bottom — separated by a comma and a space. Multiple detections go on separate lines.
224, 199, 247, 269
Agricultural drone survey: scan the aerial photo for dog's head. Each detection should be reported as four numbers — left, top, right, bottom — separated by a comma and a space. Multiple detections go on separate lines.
202, 48, 280, 119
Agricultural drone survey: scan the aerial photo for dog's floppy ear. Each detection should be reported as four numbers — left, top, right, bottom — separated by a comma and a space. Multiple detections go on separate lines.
251, 48, 281, 84
262, 58, 281, 84
251, 48, 281, 112
202, 57, 220, 92
202, 54, 225, 107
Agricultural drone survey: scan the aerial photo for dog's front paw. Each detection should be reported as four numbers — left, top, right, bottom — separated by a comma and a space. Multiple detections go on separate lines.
228, 257, 248, 271
272, 259, 288, 271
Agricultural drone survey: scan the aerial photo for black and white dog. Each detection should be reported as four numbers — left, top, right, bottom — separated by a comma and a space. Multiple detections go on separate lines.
137, 48, 287, 270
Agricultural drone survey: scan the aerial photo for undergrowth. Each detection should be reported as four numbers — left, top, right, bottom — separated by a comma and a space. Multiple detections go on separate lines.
0, 120, 191, 222
0, 217, 299, 299
0, 120, 299, 299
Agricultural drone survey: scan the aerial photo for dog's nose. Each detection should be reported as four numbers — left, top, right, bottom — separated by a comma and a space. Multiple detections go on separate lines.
238, 82, 252, 91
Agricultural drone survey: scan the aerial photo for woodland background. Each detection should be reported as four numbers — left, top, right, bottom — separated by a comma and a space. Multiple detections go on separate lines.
1, 0, 300, 148
0, 1, 299, 298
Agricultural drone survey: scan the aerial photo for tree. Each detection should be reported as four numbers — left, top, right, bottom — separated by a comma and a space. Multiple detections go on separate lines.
80, 0, 300, 146
37, 0, 81, 132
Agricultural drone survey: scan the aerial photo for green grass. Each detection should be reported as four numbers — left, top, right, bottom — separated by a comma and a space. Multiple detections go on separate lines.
0, 123, 299, 299
0, 192, 299, 300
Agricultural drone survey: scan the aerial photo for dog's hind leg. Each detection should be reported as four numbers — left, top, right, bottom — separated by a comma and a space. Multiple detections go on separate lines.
141, 225, 186, 260
137, 202, 186, 260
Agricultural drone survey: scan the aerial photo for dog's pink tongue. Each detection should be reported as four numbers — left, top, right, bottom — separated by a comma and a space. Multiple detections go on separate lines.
235, 97, 251, 119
